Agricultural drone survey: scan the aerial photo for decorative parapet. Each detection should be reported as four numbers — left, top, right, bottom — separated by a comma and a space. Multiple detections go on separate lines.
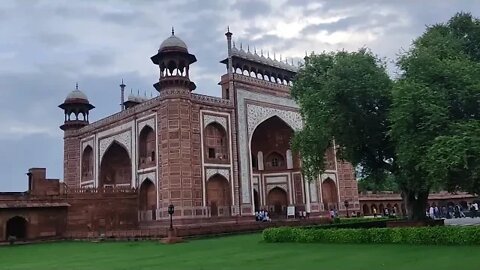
191, 93, 232, 107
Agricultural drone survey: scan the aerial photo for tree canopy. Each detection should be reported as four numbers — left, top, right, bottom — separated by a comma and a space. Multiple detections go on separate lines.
292, 12, 480, 220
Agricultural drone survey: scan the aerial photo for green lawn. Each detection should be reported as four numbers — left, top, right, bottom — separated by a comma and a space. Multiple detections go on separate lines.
1, 234, 479, 270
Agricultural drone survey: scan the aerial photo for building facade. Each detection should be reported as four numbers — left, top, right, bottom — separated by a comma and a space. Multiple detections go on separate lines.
59, 29, 360, 222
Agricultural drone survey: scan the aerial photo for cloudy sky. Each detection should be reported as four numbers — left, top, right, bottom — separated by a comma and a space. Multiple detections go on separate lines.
0, 0, 478, 191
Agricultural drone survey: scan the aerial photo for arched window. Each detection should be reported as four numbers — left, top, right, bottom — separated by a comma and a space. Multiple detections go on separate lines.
265, 152, 285, 170
100, 142, 132, 187
204, 122, 228, 162
81, 146, 94, 181
138, 126, 156, 169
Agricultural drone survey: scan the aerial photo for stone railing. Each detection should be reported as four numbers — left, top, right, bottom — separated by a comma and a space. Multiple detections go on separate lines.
191, 93, 232, 107
233, 74, 292, 92
66, 186, 138, 194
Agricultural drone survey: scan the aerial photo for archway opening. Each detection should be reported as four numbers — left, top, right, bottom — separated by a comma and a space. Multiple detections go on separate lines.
81, 146, 93, 181
139, 179, 156, 220
138, 126, 156, 169
207, 175, 231, 216
204, 122, 228, 162
6, 216, 27, 240
251, 116, 294, 172
362, 204, 370, 215
322, 178, 338, 211
267, 187, 288, 216
100, 142, 132, 187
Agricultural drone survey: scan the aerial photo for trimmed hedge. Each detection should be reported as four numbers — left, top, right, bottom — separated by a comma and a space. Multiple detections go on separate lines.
302, 217, 401, 230
262, 226, 480, 245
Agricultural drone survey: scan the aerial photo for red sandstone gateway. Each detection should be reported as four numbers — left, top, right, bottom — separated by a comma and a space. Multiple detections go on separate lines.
1, 30, 474, 243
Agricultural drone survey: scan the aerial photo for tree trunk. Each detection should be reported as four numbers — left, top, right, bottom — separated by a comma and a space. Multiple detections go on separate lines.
403, 190, 429, 221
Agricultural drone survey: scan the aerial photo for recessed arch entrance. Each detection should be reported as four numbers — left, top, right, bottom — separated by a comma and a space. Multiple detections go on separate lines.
5, 216, 27, 240
206, 174, 231, 216
362, 204, 370, 215
138, 126, 156, 169
99, 142, 132, 187
81, 145, 93, 181
267, 187, 288, 216
322, 178, 338, 211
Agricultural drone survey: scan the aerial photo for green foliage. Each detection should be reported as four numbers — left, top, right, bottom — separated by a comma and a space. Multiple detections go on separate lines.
291, 49, 393, 182
392, 12, 480, 197
263, 226, 480, 245
291, 12, 480, 220
358, 173, 399, 192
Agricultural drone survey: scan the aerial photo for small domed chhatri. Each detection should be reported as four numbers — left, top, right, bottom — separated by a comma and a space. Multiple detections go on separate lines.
158, 27, 188, 53
63, 83, 91, 105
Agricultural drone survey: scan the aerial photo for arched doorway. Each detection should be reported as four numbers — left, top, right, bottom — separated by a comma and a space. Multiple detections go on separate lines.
81, 146, 93, 181
207, 175, 231, 216
253, 189, 260, 212
267, 187, 288, 216
363, 204, 370, 215
100, 142, 132, 187
322, 178, 338, 211
139, 179, 156, 220
6, 216, 27, 240
138, 126, 156, 169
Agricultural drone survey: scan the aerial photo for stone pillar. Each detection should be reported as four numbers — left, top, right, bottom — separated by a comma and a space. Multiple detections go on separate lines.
257, 151, 264, 171
286, 149, 293, 169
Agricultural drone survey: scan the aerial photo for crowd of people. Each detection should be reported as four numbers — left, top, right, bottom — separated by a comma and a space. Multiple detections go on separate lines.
428, 202, 479, 219
255, 209, 271, 222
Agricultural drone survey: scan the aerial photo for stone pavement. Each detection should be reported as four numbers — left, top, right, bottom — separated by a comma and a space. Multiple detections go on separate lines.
444, 217, 480, 226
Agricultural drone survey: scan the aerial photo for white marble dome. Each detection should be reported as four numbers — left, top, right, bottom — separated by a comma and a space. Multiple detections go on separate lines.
65, 89, 89, 102
159, 34, 188, 51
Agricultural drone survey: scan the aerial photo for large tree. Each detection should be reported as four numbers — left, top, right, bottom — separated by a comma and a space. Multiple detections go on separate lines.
292, 12, 480, 220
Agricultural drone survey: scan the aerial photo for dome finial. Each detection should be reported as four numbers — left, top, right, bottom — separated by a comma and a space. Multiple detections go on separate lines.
171, 27, 175, 35
75, 82, 78, 90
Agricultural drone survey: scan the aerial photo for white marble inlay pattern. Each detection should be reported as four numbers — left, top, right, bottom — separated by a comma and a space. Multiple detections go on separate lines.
99, 130, 132, 161
139, 171, 156, 186
266, 184, 288, 194
205, 168, 230, 181
247, 104, 303, 136
265, 176, 287, 184
138, 117, 155, 134
203, 114, 227, 131
82, 139, 94, 151
321, 173, 337, 183
237, 88, 301, 204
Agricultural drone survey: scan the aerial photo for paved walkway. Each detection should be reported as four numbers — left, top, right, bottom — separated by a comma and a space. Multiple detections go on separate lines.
444, 217, 480, 226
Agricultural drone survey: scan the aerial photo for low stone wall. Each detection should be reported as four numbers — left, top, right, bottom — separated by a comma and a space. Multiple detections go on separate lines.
63, 218, 330, 240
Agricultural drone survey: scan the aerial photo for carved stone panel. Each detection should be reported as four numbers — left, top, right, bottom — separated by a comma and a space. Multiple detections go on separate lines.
247, 104, 303, 136
99, 130, 132, 161
205, 168, 230, 182
203, 114, 228, 131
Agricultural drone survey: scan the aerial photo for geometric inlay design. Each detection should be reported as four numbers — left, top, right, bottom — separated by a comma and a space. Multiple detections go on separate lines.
205, 168, 230, 182
203, 114, 228, 131
138, 117, 155, 134
99, 129, 132, 161
247, 104, 303, 136
139, 171, 156, 187
266, 183, 288, 194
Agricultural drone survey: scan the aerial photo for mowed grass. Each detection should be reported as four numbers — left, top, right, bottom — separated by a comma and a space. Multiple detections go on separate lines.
1, 233, 479, 270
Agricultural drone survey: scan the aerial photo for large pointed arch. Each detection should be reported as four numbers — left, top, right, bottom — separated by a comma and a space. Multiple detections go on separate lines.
99, 141, 132, 187
206, 174, 231, 217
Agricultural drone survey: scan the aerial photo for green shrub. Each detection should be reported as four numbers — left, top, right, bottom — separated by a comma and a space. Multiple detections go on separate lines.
263, 226, 480, 245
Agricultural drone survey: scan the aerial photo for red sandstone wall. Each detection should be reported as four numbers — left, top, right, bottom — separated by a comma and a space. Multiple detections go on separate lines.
0, 207, 67, 241
158, 98, 203, 218
336, 161, 360, 212
65, 191, 138, 232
